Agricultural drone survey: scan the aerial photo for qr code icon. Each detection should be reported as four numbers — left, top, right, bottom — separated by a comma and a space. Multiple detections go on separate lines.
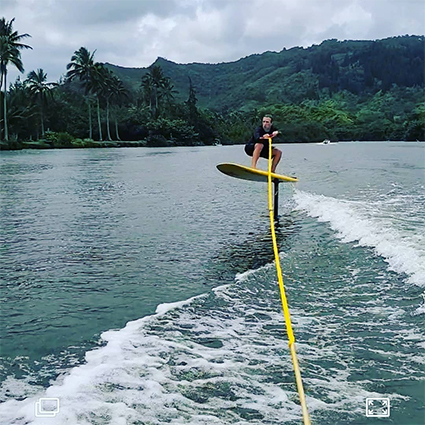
366, 398, 390, 417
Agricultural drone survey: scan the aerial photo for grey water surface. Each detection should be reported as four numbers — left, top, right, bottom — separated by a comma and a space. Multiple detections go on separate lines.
0, 142, 424, 424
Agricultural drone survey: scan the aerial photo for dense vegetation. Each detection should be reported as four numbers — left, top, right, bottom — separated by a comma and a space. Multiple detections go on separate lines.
1, 17, 424, 150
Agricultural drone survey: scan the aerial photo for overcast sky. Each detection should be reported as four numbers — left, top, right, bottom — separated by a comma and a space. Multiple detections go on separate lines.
2, 0, 424, 83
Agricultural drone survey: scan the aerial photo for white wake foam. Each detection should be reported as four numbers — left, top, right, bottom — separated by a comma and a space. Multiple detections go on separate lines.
293, 190, 425, 287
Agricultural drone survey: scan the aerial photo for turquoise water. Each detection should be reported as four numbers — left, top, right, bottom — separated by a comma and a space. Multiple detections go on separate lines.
0, 142, 424, 424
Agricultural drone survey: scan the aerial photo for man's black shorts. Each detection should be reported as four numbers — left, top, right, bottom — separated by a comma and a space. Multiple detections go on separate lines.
245, 142, 275, 159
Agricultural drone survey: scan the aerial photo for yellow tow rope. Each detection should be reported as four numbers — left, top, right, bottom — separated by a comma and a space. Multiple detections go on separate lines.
267, 138, 311, 425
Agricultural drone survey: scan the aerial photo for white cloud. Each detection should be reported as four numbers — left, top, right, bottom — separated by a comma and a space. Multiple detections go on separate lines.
2, 0, 424, 83
331, 2, 373, 38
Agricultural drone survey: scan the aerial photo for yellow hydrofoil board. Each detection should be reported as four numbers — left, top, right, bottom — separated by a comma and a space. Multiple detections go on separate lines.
217, 163, 298, 183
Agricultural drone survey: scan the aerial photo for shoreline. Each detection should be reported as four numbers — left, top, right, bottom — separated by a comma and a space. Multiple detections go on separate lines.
1, 139, 423, 152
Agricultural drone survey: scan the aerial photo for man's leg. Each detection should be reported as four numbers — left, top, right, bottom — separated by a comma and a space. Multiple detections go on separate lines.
271, 148, 282, 172
251, 143, 263, 168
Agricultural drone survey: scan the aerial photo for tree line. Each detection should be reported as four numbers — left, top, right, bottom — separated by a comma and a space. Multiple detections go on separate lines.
1, 17, 424, 150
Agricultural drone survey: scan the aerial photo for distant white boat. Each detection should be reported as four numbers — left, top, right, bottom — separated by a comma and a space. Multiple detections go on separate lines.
316, 139, 338, 145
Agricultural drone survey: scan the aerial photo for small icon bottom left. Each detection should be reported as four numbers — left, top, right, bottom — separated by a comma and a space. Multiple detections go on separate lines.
35, 398, 60, 418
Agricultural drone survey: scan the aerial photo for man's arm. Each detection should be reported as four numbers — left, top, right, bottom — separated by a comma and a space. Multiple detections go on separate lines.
258, 128, 279, 140
253, 127, 264, 141
268, 125, 279, 138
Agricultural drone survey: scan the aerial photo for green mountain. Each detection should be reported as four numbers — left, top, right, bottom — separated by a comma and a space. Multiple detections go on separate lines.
104, 35, 424, 111
3, 35, 423, 150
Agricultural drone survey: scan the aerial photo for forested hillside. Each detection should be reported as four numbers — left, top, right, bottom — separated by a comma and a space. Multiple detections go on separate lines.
1, 24, 424, 150
105, 36, 424, 111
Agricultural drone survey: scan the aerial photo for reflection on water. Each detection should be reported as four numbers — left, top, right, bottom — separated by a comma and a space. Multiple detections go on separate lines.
205, 211, 301, 285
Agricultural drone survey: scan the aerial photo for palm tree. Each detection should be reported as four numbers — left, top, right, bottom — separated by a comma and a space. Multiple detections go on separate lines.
141, 65, 167, 119
160, 78, 177, 117
0, 17, 32, 141
66, 47, 97, 139
109, 76, 129, 141
86, 62, 107, 141
26, 68, 57, 137
88, 66, 129, 142
92, 65, 114, 141
4, 76, 37, 140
